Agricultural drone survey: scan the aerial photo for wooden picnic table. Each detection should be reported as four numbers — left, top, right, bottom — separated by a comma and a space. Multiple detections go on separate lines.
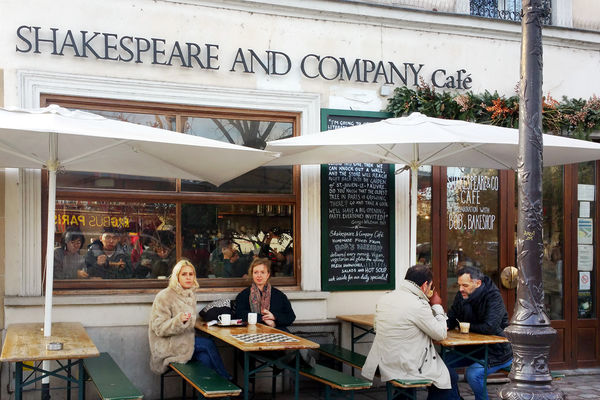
195, 320, 319, 400
0, 322, 99, 400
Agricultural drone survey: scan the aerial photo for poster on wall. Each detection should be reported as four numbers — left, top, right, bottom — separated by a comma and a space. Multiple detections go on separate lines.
578, 244, 594, 271
577, 218, 593, 244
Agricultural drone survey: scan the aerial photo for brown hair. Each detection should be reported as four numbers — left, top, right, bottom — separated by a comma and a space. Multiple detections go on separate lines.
247, 257, 272, 277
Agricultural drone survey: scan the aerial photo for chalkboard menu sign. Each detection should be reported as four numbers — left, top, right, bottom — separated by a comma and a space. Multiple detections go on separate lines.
321, 109, 395, 291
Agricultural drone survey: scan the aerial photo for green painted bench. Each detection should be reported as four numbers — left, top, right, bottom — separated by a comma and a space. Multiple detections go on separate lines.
299, 363, 372, 399
163, 361, 241, 399
83, 352, 143, 400
317, 344, 432, 399
386, 379, 433, 400
317, 344, 367, 370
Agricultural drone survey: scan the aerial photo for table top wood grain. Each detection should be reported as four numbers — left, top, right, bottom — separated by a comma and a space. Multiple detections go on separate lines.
195, 321, 320, 352
437, 329, 509, 346
0, 322, 100, 362
336, 314, 375, 327
336, 314, 508, 346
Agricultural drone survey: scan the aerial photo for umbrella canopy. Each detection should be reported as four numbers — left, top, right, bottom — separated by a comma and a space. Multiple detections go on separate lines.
266, 112, 600, 169
0, 104, 279, 336
265, 112, 600, 266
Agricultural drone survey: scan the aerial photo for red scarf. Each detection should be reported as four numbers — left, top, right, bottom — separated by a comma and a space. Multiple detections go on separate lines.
249, 282, 271, 314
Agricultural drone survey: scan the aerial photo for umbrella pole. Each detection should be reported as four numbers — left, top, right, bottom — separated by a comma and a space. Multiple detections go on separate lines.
42, 136, 58, 399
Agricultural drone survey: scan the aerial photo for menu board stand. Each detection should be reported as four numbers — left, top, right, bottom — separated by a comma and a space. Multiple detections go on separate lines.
320, 109, 395, 291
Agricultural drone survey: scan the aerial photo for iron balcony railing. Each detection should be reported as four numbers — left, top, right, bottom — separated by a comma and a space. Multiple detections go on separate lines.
470, 0, 552, 25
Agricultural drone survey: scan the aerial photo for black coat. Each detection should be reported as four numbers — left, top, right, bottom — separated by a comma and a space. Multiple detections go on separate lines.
234, 286, 296, 331
85, 240, 132, 279
447, 276, 512, 367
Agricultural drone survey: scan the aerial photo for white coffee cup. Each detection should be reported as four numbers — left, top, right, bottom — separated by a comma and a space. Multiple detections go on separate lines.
247, 312, 258, 325
218, 314, 231, 325
459, 322, 470, 334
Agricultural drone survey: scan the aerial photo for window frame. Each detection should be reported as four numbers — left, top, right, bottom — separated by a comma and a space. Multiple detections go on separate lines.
41, 94, 302, 293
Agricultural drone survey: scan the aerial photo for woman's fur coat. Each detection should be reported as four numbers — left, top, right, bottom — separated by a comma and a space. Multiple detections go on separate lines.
148, 283, 197, 374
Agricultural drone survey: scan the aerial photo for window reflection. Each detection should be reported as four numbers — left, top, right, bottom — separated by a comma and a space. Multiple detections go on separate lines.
181, 204, 294, 279
417, 166, 432, 265
54, 200, 176, 280
181, 117, 293, 193
446, 167, 500, 308
542, 166, 564, 320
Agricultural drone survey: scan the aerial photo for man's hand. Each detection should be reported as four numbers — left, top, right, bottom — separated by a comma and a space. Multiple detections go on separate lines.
429, 291, 442, 306
76, 269, 89, 278
97, 254, 107, 265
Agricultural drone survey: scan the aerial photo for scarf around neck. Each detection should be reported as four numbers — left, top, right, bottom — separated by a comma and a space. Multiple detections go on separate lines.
249, 282, 271, 314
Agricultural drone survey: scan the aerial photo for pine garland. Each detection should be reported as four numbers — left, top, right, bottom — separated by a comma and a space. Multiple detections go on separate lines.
385, 80, 600, 140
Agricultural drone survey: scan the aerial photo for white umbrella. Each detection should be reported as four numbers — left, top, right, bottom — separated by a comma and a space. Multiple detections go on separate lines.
265, 112, 600, 265
0, 104, 280, 337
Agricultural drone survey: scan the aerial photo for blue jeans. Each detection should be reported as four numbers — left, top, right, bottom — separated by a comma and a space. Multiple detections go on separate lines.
444, 352, 512, 400
192, 336, 232, 380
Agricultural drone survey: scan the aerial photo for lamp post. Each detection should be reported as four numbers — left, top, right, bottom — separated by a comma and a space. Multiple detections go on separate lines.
499, 1, 564, 398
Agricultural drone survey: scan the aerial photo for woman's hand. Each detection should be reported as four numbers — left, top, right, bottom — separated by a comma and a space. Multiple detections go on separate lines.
180, 312, 192, 323
262, 309, 276, 327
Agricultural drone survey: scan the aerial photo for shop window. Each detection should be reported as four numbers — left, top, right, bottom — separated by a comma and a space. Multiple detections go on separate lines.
542, 166, 564, 320
446, 167, 500, 308
576, 162, 595, 319
43, 95, 300, 291
416, 166, 433, 265
181, 116, 293, 193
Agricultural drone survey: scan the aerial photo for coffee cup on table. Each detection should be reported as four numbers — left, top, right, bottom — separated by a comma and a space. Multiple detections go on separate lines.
218, 314, 231, 325
247, 312, 258, 325
459, 322, 470, 334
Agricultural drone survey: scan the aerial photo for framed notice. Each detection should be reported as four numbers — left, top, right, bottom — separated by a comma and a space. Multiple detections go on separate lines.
320, 109, 395, 291
578, 244, 594, 271
577, 218, 593, 245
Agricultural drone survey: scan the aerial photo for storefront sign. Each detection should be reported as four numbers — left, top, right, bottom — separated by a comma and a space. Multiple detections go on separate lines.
55, 213, 130, 229
15, 25, 473, 89
447, 173, 498, 231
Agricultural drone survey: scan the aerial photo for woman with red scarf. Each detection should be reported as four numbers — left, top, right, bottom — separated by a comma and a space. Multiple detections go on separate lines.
234, 257, 296, 331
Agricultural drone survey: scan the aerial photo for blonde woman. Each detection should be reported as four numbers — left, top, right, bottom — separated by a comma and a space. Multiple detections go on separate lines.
148, 259, 231, 379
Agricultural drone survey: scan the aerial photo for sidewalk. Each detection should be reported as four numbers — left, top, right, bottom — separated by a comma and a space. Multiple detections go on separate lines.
248, 368, 600, 399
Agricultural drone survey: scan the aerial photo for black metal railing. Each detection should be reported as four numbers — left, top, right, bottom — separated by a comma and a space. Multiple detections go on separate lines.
470, 0, 552, 25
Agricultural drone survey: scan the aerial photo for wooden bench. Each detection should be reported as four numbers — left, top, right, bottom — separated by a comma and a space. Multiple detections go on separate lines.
299, 363, 372, 398
162, 361, 241, 399
317, 344, 432, 399
83, 352, 143, 400
386, 379, 433, 400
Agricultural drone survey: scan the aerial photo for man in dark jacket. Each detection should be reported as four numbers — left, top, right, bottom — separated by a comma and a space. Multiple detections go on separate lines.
446, 266, 512, 400
86, 227, 133, 279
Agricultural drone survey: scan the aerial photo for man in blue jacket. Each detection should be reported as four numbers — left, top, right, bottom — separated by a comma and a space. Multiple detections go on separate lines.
446, 266, 513, 400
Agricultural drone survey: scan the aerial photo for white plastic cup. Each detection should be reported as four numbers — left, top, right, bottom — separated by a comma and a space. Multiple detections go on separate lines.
247, 312, 258, 325
459, 322, 470, 334
218, 314, 231, 325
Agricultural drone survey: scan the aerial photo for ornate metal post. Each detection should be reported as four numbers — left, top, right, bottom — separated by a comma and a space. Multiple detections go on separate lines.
499, 1, 564, 399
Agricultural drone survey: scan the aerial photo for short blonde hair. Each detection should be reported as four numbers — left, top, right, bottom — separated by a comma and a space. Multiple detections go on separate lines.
169, 259, 199, 290
247, 257, 272, 278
